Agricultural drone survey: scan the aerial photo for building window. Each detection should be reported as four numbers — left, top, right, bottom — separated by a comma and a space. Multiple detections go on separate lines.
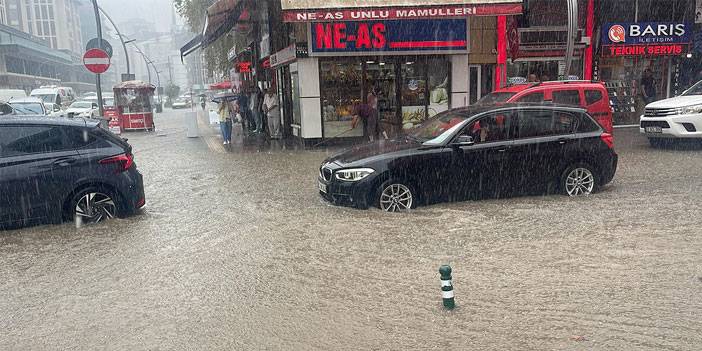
0, 0, 7, 25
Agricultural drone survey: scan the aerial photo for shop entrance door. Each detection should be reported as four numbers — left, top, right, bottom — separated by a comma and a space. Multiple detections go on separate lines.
469, 65, 482, 105
365, 59, 398, 136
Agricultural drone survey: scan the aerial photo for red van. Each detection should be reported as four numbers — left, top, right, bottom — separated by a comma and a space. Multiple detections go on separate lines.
479, 81, 613, 133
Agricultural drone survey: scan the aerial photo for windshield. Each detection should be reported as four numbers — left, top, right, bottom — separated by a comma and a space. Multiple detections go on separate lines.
409, 111, 470, 145
10, 103, 44, 114
70, 101, 93, 109
477, 92, 516, 105
682, 81, 702, 96
33, 94, 56, 104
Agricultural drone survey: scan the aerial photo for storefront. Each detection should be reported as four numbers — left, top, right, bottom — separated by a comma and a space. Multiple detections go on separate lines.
280, 0, 523, 144
596, 22, 692, 124
506, 0, 593, 83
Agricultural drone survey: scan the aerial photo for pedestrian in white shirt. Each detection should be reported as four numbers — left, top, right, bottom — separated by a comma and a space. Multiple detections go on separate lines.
263, 88, 280, 138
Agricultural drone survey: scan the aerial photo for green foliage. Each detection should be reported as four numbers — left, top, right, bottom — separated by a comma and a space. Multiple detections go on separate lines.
174, 0, 231, 77
165, 83, 181, 101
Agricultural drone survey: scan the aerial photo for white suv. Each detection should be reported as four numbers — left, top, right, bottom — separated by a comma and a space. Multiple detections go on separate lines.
640, 81, 702, 146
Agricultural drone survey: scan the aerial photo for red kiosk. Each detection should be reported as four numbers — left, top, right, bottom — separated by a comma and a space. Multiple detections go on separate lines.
113, 80, 155, 132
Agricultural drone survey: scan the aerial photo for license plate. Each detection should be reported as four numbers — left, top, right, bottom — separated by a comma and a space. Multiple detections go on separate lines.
318, 181, 328, 194
645, 126, 662, 133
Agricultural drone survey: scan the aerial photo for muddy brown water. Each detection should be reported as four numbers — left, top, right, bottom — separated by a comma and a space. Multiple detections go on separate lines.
1, 111, 701, 350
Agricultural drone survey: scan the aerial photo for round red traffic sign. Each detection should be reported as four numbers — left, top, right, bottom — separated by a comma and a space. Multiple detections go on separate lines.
83, 48, 111, 74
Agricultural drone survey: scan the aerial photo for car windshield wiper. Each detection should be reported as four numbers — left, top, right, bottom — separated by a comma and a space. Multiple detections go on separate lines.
405, 134, 423, 143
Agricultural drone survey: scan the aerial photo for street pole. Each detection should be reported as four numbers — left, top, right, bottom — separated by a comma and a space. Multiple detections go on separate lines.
564, 0, 578, 78
90, 0, 105, 118
98, 5, 130, 76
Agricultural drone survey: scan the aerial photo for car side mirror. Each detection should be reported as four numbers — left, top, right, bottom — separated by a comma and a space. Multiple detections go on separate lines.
452, 135, 475, 147
53, 105, 61, 112
92, 103, 98, 108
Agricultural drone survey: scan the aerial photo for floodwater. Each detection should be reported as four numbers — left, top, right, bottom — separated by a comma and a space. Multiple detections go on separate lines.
1, 110, 701, 350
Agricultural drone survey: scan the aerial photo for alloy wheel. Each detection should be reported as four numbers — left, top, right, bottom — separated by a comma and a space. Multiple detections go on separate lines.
74, 192, 116, 224
565, 168, 595, 196
380, 184, 413, 212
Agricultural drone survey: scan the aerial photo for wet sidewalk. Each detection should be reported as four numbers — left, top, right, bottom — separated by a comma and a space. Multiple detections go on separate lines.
195, 108, 310, 154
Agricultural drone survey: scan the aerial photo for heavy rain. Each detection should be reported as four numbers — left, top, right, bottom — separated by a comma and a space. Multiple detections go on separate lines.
1, 0, 702, 350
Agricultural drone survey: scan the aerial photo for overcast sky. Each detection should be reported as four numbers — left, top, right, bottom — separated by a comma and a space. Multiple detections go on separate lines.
98, 0, 183, 33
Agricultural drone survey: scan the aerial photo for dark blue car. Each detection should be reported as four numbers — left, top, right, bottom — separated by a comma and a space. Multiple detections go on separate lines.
0, 117, 145, 228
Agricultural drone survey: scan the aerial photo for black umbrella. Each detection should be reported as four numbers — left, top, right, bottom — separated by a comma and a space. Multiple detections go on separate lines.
211, 93, 240, 103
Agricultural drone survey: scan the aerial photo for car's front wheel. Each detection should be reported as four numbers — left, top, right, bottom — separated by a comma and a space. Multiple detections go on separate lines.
377, 180, 416, 212
561, 164, 597, 197
68, 187, 120, 224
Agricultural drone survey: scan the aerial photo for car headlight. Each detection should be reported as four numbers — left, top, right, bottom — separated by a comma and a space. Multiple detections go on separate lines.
681, 104, 702, 115
335, 168, 375, 182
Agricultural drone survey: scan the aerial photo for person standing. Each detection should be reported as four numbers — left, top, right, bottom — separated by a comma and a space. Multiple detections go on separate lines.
218, 101, 232, 145
263, 88, 281, 139
641, 69, 657, 104
250, 87, 263, 133
237, 92, 253, 133
366, 86, 380, 140
351, 100, 378, 142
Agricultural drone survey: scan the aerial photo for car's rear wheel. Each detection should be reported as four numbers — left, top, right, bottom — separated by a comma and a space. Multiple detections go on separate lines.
68, 188, 119, 224
377, 180, 415, 212
562, 164, 597, 197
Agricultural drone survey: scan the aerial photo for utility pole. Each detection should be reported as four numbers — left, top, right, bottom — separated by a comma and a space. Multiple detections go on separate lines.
564, 0, 578, 78
98, 6, 130, 77
90, 0, 105, 118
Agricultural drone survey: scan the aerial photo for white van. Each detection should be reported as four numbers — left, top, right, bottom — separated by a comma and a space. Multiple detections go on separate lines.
30, 86, 75, 113
0, 89, 28, 102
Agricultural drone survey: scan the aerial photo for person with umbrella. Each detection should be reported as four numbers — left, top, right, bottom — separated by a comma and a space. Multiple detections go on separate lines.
218, 99, 232, 145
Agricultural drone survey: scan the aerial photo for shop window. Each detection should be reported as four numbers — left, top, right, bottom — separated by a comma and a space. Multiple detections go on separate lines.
401, 60, 428, 128
427, 57, 450, 117
585, 90, 603, 105
552, 90, 581, 106
402, 57, 452, 129
320, 60, 364, 138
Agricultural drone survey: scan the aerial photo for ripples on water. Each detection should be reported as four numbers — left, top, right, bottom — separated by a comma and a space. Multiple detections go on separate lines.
1, 117, 701, 350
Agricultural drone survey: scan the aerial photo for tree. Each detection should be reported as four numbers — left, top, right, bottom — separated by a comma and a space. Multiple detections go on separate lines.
174, 0, 233, 78
165, 84, 181, 104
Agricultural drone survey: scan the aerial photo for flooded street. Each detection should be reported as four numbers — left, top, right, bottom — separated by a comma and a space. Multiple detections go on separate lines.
1, 110, 701, 350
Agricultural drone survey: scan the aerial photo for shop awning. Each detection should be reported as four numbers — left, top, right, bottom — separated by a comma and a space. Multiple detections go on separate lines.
180, 0, 247, 60
281, 0, 522, 21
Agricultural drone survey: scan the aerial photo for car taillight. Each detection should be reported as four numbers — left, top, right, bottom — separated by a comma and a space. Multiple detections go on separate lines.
600, 132, 614, 149
99, 153, 134, 172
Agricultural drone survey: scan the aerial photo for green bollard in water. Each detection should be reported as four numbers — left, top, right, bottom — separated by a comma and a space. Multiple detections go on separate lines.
439, 265, 455, 310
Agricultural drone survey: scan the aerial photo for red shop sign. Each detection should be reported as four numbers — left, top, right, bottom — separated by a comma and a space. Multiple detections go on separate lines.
604, 44, 687, 56
282, 4, 522, 22
236, 61, 252, 73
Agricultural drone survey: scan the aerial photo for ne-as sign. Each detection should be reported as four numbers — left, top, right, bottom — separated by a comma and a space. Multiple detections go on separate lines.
310, 19, 468, 55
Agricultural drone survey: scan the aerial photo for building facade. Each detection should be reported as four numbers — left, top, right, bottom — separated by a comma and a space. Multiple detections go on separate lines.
4, 0, 83, 54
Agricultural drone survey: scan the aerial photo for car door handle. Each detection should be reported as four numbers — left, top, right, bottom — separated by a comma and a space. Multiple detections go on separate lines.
558, 138, 572, 145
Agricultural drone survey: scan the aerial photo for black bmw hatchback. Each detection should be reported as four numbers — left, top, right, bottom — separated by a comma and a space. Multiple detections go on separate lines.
0, 117, 145, 228
318, 104, 618, 212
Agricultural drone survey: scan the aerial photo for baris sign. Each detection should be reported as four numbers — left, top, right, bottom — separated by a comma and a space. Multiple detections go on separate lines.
602, 22, 691, 57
